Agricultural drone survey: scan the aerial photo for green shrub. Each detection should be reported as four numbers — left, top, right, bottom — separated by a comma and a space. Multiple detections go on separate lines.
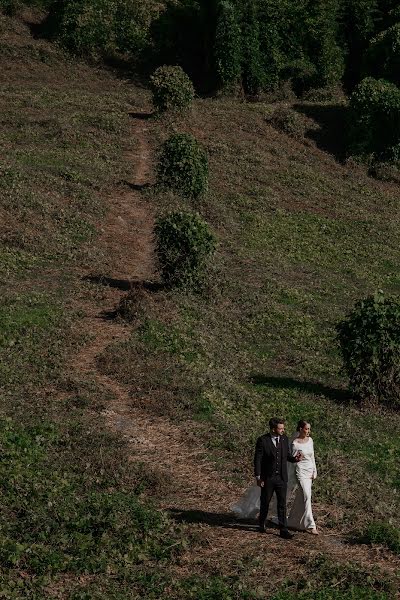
267, 106, 305, 140
239, 0, 265, 95
336, 292, 400, 407
150, 65, 194, 113
45, 0, 148, 57
369, 159, 400, 183
214, 1, 242, 91
365, 522, 400, 554
113, 0, 149, 54
340, 0, 379, 88
49, 0, 116, 56
154, 211, 216, 288
347, 77, 400, 159
0, 0, 18, 15
366, 23, 400, 86
303, 0, 344, 88
256, 0, 344, 93
157, 133, 208, 199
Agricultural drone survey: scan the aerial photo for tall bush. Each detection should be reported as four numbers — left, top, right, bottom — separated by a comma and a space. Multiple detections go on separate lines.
257, 0, 344, 93
45, 0, 149, 57
336, 292, 400, 407
150, 65, 194, 113
306, 0, 344, 87
257, 0, 293, 90
214, 1, 242, 91
157, 133, 208, 200
238, 0, 265, 95
114, 0, 149, 54
348, 76, 400, 159
366, 23, 400, 86
340, 0, 379, 89
154, 211, 216, 288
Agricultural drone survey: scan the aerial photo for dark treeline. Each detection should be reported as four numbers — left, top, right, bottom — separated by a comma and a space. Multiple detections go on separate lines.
3, 0, 398, 95
2, 0, 399, 163
149, 0, 399, 94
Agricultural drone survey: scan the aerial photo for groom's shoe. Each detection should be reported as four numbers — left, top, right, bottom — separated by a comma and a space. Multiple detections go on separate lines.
279, 529, 294, 540
259, 519, 267, 534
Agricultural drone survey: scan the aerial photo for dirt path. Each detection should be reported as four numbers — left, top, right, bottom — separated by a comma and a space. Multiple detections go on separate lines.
72, 109, 400, 595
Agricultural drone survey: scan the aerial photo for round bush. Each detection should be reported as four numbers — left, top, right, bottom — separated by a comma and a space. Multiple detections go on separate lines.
366, 23, 400, 86
157, 133, 208, 199
266, 106, 305, 140
348, 77, 400, 159
336, 292, 400, 407
150, 65, 194, 113
154, 211, 216, 288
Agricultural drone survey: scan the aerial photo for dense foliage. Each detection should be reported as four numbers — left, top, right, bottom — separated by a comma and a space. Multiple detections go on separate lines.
214, 1, 242, 91
337, 293, 400, 407
340, 0, 379, 89
154, 211, 216, 288
35, 0, 400, 108
150, 65, 194, 112
365, 521, 400, 554
348, 77, 400, 159
44, 0, 149, 57
366, 23, 400, 86
157, 133, 208, 199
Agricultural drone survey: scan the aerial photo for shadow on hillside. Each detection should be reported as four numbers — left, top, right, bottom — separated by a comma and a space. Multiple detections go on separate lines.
120, 180, 151, 191
250, 374, 351, 405
294, 103, 348, 162
129, 111, 153, 121
82, 275, 163, 293
168, 508, 263, 533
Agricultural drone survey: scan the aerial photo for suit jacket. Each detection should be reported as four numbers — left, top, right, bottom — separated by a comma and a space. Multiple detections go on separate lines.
254, 433, 297, 483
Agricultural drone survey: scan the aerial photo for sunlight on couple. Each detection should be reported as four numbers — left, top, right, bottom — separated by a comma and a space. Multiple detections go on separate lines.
232, 418, 318, 539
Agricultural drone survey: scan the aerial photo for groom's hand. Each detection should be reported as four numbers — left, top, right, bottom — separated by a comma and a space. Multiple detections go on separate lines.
256, 478, 264, 488
295, 451, 304, 461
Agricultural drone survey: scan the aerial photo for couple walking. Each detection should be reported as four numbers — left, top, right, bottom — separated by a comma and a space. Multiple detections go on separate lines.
233, 417, 318, 538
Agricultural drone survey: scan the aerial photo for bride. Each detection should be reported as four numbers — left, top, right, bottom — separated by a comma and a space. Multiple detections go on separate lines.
232, 419, 318, 534
288, 419, 318, 534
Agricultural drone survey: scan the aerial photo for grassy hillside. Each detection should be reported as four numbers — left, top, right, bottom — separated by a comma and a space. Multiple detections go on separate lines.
1, 6, 400, 600
101, 97, 400, 530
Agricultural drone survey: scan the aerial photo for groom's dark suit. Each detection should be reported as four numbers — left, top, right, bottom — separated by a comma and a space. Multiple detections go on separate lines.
254, 432, 297, 531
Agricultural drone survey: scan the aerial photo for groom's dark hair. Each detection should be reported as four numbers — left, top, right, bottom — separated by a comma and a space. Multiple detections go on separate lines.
269, 417, 284, 430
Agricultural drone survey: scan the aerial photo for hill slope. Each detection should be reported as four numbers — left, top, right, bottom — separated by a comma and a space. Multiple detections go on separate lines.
1, 7, 400, 599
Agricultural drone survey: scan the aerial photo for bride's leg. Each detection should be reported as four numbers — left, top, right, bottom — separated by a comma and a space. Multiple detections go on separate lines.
299, 478, 316, 530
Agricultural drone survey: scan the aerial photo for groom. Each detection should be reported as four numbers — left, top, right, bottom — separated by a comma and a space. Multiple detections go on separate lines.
254, 417, 302, 539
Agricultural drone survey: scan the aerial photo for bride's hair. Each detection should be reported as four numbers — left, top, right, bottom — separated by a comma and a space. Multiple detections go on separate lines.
296, 419, 310, 432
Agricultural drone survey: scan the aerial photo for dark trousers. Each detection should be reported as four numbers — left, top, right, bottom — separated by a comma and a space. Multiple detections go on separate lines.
259, 476, 288, 530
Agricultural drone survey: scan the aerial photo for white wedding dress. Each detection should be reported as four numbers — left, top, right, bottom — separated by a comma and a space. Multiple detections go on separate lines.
232, 436, 317, 531
287, 437, 317, 530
